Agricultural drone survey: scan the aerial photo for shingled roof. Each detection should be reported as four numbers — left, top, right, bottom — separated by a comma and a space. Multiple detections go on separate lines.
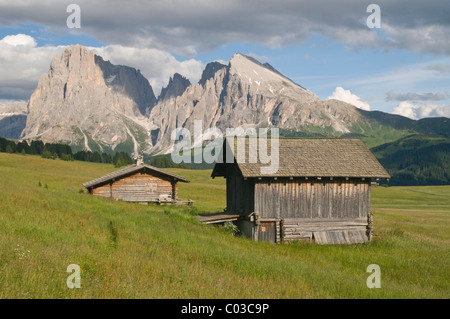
83, 163, 189, 189
212, 137, 390, 179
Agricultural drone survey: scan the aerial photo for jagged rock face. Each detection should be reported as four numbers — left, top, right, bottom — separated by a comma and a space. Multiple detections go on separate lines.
94, 56, 156, 116
158, 73, 191, 102
0, 101, 27, 139
21, 45, 156, 154
148, 53, 362, 153
198, 62, 227, 87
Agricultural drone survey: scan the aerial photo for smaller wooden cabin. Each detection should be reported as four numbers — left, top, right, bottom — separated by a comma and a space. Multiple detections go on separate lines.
212, 137, 390, 244
83, 163, 189, 204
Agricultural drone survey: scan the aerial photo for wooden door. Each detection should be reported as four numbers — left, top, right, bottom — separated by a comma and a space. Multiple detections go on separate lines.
257, 222, 276, 243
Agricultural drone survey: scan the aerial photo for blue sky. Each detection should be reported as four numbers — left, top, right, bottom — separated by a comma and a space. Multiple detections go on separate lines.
0, 0, 449, 119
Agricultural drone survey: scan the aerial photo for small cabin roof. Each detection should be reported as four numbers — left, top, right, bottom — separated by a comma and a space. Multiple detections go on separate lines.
212, 137, 390, 179
83, 163, 189, 189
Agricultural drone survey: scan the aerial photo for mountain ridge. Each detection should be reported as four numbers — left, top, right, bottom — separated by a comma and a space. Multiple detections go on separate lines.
0, 44, 447, 161
158, 73, 191, 102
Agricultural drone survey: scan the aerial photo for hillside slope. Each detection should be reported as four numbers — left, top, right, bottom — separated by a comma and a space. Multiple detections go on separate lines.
0, 152, 448, 299
371, 134, 450, 185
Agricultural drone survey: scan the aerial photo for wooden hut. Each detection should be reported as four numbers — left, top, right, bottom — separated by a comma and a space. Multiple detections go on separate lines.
211, 137, 390, 244
83, 162, 189, 204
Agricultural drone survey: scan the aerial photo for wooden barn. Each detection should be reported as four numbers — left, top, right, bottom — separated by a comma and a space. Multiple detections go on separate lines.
83, 161, 189, 204
211, 137, 390, 244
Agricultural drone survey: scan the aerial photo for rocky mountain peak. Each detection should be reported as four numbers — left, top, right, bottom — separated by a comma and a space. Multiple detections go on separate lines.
0, 100, 28, 139
158, 72, 191, 102
21, 45, 156, 154
227, 53, 317, 100
198, 61, 227, 87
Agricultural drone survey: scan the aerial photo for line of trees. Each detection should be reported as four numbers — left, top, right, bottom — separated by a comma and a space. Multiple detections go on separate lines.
0, 137, 132, 167
150, 156, 190, 169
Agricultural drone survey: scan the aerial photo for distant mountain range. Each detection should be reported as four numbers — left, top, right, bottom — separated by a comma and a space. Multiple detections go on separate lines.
0, 45, 449, 185
0, 100, 27, 139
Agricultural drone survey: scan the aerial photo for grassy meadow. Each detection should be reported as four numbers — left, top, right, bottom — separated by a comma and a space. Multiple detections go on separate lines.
0, 152, 448, 298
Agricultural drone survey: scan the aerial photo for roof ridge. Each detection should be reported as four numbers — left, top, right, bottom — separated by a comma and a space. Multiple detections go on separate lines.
83, 163, 189, 189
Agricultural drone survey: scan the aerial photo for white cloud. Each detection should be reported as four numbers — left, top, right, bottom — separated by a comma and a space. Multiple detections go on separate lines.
328, 86, 371, 111
392, 101, 450, 119
0, 34, 65, 100
0, 34, 204, 100
1, 34, 37, 47
392, 101, 417, 119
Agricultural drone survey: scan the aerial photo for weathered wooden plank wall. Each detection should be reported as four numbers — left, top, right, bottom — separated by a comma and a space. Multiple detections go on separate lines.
252, 178, 371, 243
92, 173, 174, 202
92, 183, 112, 198
254, 178, 370, 220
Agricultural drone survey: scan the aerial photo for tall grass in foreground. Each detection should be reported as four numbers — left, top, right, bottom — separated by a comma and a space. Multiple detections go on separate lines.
0, 153, 448, 298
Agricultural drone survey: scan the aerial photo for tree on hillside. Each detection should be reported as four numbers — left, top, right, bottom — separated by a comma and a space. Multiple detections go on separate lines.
16, 141, 31, 154
113, 152, 133, 167
0, 137, 7, 152
151, 156, 190, 169
102, 153, 113, 164
30, 140, 45, 155
41, 149, 57, 159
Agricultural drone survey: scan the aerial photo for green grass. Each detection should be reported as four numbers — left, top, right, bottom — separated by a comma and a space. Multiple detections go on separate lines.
167, 168, 226, 212
0, 153, 448, 298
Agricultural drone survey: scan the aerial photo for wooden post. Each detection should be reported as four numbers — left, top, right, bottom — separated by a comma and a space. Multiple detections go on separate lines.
171, 181, 177, 201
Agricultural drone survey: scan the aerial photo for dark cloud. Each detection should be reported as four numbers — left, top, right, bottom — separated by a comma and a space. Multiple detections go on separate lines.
427, 64, 450, 73
0, 86, 34, 101
386, 90, 449, 102
1, 1, 450, 101
0, 0, 449, 55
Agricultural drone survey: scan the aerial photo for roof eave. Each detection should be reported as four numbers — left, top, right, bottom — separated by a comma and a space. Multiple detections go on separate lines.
241, 174, 391, 179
